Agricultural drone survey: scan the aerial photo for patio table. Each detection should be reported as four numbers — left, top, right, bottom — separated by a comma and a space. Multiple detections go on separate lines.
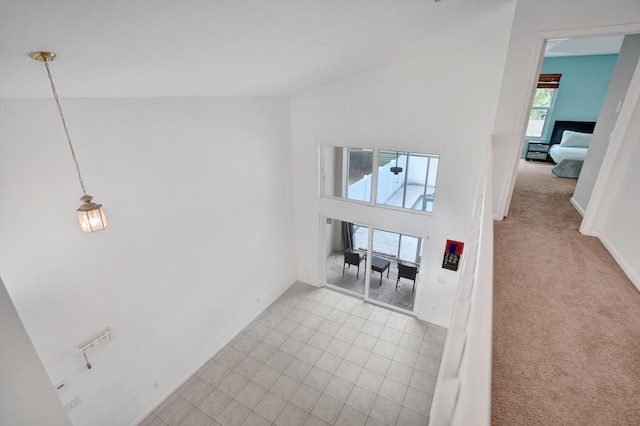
371, 256, 390, 286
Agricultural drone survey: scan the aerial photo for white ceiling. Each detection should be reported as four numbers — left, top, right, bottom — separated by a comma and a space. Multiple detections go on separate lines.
0, 0, 513, 99
545, 35, 625, 57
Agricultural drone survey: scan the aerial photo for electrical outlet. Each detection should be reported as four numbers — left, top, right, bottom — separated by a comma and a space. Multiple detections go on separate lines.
55, 379, 69, 394
65, 396, 82, 412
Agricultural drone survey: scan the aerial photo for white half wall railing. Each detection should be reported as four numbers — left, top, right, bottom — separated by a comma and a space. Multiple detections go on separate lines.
429, 141, 494, 425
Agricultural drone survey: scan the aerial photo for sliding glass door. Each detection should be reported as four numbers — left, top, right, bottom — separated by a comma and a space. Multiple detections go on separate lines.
324, 218, 369, 296
366, 228, 421, 312
324, 217, 421, 313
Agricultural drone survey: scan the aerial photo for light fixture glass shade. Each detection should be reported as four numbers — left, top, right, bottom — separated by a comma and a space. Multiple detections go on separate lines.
77, 195, 107, 233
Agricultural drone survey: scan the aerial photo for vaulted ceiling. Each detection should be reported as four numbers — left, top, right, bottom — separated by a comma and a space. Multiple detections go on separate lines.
1, 0, 514, 99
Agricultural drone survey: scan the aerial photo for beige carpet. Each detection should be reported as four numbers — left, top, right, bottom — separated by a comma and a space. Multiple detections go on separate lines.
492, 160, 640, 425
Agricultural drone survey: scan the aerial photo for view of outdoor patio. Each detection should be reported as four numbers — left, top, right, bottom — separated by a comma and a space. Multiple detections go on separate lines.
321, 147, 438, 213
325, 218, 422, 313
346, 150, 438, 213
325, 251, 418, 312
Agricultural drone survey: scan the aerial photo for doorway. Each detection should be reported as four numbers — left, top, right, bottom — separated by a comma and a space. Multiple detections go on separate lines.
323, 217, 421, 314
502, 32, 640, 227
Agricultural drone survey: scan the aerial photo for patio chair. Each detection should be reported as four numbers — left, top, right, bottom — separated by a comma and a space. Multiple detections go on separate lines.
343, 250, 366, 279
396, 262, 418, 293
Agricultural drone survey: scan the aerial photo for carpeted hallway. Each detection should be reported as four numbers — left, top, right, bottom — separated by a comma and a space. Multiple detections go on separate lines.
492, 160, 640, 425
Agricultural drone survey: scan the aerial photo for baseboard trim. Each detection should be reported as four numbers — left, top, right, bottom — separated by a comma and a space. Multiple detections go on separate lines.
570, 197, 585, 217
598, 234, 640, 293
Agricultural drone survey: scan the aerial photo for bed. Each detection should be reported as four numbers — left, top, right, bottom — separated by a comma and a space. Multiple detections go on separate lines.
547, 120, 596, 177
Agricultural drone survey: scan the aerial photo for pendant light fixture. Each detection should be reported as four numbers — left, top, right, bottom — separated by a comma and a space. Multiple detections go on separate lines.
30, 51, 107, 233
390, 151, 403, 175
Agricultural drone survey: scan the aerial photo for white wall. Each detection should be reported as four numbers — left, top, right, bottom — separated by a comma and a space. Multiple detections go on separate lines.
291, 5, 514, 326
573, 34, 640, 214
491, 0, 640, 219
0, 276, 72, 426
592, 91, 640, 289
0, 97, 296, 425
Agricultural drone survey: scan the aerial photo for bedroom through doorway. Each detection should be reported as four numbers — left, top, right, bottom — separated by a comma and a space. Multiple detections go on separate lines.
521, 35, 620, 181
520, 33, 640, 219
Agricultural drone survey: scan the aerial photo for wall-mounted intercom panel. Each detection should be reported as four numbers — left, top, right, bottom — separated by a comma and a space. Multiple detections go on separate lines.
442, 239, 464, 271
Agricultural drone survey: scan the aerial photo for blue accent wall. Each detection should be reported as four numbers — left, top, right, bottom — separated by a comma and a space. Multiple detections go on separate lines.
541, 54, 618, 140
523, 54, 618, 156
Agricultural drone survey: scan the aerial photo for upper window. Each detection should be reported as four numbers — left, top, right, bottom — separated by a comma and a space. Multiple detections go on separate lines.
321, 146, 373, 202
321, 146, 439, 213
376, 151, 439, 213
526, 74, 561, 138
346, 148, 373, 202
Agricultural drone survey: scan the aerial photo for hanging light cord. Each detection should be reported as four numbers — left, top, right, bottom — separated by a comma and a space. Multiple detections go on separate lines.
44, 61, 87, 195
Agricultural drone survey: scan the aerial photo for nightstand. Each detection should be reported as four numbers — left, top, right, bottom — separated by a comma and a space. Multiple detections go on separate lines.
526, 141, 551, 161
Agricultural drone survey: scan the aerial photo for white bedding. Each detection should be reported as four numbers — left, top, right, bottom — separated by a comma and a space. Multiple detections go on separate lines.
549, 144, 588, 163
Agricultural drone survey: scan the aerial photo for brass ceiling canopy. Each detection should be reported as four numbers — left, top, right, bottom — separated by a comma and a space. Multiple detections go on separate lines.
29, 51, 56, 63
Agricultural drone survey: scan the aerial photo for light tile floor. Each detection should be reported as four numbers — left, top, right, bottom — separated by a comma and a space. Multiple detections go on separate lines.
140, 282, 445, 426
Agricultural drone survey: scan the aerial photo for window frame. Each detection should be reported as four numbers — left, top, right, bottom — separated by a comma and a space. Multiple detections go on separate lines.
345, 147, 374, 202
320, 145, 440, 215
374, 150, 439, 213
526, 73, 561, 140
